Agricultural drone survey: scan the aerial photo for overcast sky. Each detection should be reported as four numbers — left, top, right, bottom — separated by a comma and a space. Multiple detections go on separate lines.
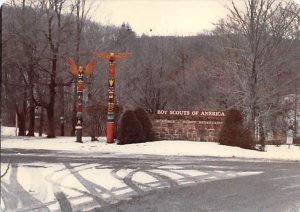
0, 0, 299, 36
88, 0, 300, 36
89, 0, 245, 36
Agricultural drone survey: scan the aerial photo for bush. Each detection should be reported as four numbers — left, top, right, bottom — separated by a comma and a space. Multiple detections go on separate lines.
117, 110, 146, 145
218, 109, 254, 149
134, 107, 155, 141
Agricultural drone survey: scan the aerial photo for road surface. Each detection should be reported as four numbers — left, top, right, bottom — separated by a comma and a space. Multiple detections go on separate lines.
1, 148, 300, 212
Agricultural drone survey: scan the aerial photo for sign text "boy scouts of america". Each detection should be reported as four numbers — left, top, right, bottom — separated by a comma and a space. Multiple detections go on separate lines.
156, 110, 225, 117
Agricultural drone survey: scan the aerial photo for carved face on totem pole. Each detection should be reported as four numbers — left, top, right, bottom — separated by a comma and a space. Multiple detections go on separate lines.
78, 66, 84, 73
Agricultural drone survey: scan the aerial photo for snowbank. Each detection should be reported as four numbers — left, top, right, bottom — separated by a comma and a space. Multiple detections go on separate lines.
1, 126, 300, 161
1, 126, 18, 136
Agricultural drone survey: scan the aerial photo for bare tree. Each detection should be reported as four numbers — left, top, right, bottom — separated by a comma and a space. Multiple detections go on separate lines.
125, 36, 170, 113
212, 0, 300, 138
2, 0, 46, 135
38, 0, 73, 137
69, 0, 91, 136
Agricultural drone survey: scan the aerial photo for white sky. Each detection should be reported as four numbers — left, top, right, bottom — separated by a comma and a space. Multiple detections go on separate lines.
88, 0, 300, 36
89, 0, 245, 36
0, 0, 299, 35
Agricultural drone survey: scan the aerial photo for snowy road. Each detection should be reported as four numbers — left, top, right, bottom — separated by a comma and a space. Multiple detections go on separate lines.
1, 149, 300, 212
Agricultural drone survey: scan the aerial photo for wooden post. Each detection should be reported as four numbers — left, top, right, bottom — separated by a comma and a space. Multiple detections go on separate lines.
15, 112, 18, 136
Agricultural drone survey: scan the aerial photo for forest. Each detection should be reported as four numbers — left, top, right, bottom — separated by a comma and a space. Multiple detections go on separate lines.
1, 0, 300, 140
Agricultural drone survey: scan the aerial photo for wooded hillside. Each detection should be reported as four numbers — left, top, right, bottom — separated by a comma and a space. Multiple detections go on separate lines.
1, 0, 299, 139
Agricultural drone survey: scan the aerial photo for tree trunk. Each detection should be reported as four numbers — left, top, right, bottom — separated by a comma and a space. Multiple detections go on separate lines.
47, 105, 55, 138
39, 107, 44, 136
17, 112, 26, 136
248, 60, 258, 136
59, 78, 65, 136
71, 83, 77, 136
249, 104, 256, 137
47, 70, 56, 138
294, 82, 298, 137
27, 63, 35, 136
258, 118, 266, 151
27, 104, 35, 136
16, 92, 27, 136
259, 118, 265, 142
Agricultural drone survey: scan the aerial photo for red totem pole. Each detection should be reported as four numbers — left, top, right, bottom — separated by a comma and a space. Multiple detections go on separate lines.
66, 57, 97, 143
94, 52, 129, 143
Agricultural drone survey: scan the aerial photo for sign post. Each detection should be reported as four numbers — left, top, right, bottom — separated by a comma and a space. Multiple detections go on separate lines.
286, 128, 294, 149
15, 112, 18, 136
66, 58, 97, 143
94, 52, 129, 143
60, 116, 65, 136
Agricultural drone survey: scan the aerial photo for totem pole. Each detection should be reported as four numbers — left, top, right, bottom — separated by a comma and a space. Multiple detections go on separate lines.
94, 52, 129, 143
66, 57, 97, 143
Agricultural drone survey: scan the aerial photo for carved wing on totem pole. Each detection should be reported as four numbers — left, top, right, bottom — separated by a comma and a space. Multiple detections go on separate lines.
94, 52, 130, 61
66, 57, 78, 75
84, 59, 97, 75
66, 57, 97, 75
94, 52, 111, 60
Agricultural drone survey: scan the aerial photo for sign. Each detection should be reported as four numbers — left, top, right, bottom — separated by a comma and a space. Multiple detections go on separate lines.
156, 110, 225, 117
197, 121, 223, 125
286, 129, 293, 145
286, 137, 293, 145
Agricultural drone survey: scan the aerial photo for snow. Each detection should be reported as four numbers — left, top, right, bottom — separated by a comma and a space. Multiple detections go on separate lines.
115, 169, 134, 179
174, 170, 208, 177
1, 126, 17, 136
78, 168, 127, 191
18, 163, 64, 203
132, 171, 158, 184
1, 126, 300, 161
1, 126, 298, 211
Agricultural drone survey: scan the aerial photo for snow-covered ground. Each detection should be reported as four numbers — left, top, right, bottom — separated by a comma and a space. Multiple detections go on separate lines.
1, 126, 299, 211
1, 126, 300, 161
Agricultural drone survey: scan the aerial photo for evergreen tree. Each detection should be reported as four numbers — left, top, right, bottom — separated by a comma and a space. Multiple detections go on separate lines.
117, 110, 146, 145
218, 109, 254, 149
